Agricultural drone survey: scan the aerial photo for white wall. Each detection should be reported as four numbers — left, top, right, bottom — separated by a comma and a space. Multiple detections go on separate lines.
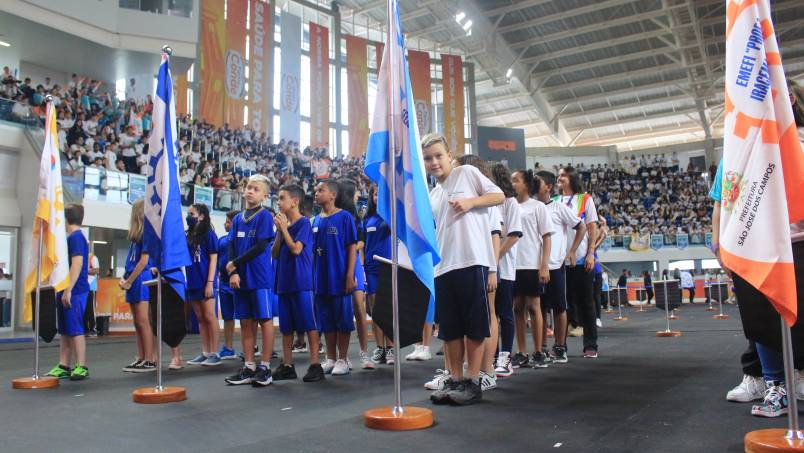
18, 61, 69, 88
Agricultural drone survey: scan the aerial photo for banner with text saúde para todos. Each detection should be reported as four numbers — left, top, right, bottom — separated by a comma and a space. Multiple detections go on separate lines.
199, 0, 226, 126
280, 13, 301, 144
309, 23, 329, 148
249, 0, 272, 134
224, 0, 247, 127
476, 126, 526, 169
441, 53, 465, 155
407, 50, 432, 136
346, 35, 369, 157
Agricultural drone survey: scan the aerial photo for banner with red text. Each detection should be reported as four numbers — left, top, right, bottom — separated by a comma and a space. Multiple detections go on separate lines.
199, 0, 226, 126
441, 54, 465, 154
309, 23, 329, 148
249, 0, 272, 134
346, 35, 369, 157
408, 50, 432, 136
224, 0, 247, 127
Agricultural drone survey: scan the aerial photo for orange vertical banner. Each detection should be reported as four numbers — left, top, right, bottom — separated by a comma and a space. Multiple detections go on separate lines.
441, 53, 465, 155
175, 73, 188, 116
199, 0, 226, 126
249, 0, 272, 134
346, 35, 368, 157
224, 0, 247, 127
407, 50, 432, 136
309, 23, 329, 148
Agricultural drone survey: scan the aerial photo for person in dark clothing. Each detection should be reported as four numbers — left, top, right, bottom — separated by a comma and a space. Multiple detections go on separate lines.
643, 271, 653, 304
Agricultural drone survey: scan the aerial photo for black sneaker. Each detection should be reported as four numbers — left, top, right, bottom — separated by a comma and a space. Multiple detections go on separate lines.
430, 378, 457, 405
251, 365, 273, 386
511, 352, 530, 369
303, 363, 326, 382
371, 347, 387, 364
446, 379, 483, 406
273, 363, 298, 381
542, 349, 554, 364
225, 366, 257, 385
271, 350, 279, 359
131, 361, 157, 373
531, 351, 549, 368
552, 345, 568, 364
436, 346, 444, 356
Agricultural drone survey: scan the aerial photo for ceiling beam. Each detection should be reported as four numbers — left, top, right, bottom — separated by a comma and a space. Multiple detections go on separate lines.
481, 0, 553, 18
498, 0, 642, 35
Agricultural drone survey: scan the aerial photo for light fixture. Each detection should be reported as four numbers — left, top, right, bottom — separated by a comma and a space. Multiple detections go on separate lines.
455, 11, 465, 23
0, 40, 10, 47
92, 240, 108, 245
462, 20, 473, 31
505, 68, 513, 79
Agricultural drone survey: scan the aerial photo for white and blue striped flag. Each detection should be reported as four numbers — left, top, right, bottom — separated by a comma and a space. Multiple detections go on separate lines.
144, 51, 190, 299
364, 0, 440, 305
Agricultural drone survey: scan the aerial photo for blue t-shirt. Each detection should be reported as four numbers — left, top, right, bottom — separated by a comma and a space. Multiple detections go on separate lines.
709, 159, 723, 202
67, 230, 89, 296
218, 233, 231, 290
312, 210, 357, 296
276, 218, 314, 294
228, 208, 275, 290
124, 240, 150, 283
186, 230, 219, 290
360, 214, 391, 275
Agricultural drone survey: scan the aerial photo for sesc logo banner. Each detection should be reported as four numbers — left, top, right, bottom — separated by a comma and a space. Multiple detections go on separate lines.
225, 50, 246, 100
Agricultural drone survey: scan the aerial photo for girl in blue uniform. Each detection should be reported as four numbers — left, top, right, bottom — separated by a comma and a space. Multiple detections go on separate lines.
185, 203, 221, 367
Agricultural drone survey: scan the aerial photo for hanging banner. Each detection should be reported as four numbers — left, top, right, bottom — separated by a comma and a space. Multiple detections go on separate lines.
346, 35, 369, 157
249, 0, 272, 134
199, 0, 226, 126
309, 23, 329, 148
280, 13, 301, 143
676, 233, 689, 250
224, 0, 247, 127
407, 50, 432, 136
441, 53, 465, 154
174, 73, 188, 116
650, 234, 664, 250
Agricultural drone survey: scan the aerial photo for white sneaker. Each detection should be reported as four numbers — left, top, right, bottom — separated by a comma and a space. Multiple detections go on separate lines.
322, 358, 335, 375
386, 348, 395, 365
479, 371, 497, 391
495, 351, 513, 377
346, 358, 353, 370
727, 374, 765, 402
405, 345, 422, 360
596, 318, 603, 328
424, 369, 451, 390
332, 359, 350, 376
796, 370, 804, 400
360, 351, 375, 370
416, 345, 432, 361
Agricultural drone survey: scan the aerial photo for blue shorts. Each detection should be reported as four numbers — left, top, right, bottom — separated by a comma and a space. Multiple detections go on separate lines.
354, 261, 367, 293
366, 271, 379, 295
279, 291, 317, 334
219, 287, 235, 321
315, 294, 355, 333
435, 266, 491, 342
187, 285, 218, 302
425, 297, 435, 324
125, 276, 149, 303
234, 289, 273, 320
270, 290, 279, 318
57, 292, 88, 336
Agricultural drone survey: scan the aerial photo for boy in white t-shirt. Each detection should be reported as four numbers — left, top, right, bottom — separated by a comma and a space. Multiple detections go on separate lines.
536, 171, 585, 363
422, 133, 504, 406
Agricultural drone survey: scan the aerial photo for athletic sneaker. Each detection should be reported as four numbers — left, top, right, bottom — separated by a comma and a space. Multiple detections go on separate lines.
386, 348, 395, 365
251, 365, 273, 386
46, 364, 72, 379
271, 350, 278, 359
542, 349, 554, 364
511, 352, 530, 369
552, 345, 569, 364
70, 365, 89, 381
318, 343, 325, 354
446, 379, 483, 406
360, 351, 376, 370
202, 354, 222, 366
218, 346, 237, 360
596, 318, 603, 328
332, 359, 350, 376
371, 347, 387, 364
583, 348, 599, 359
532, 351, 549, 368
752, 381, 788, 417
346, 359, 353, 370
225, 366, 257, 385
187, 354, 207, 365
425, 369, 452, 390
430, 378, 457, 405
292, 342, 308, 353
132, 361, 157, 373
479, 371, 497, 391
303, 363, 325, 382
122, 359, 142, 373
273, 363, 297, 381
322, 358, 335, 375
436, 346, 444, 356
406, 345, 433, 361
569, 326, 584, 337
727, 374, 765, 402
494, 352, 513, 377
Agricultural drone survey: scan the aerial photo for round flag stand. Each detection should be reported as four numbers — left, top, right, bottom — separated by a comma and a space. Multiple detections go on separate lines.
713, 275, 729, 320
612, 287, 628, 321
636, 288, 647, 312
656, 281, 681, 337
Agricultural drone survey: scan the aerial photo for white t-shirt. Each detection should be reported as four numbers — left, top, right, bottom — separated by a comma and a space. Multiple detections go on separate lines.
498, 197, 523, 282
430, 165, 502, 277
515, 198, 554, 270
544, 200, 582, 270
489, 206, 503, 273
558, 194, 599, 264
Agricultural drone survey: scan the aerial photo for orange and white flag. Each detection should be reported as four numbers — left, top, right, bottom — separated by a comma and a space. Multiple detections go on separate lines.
721, 0, 804, 325
23, 102, 70, 322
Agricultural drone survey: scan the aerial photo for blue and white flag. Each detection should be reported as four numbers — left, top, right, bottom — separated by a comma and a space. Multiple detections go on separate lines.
364, 0, 440, 305
144, 51, 191, 299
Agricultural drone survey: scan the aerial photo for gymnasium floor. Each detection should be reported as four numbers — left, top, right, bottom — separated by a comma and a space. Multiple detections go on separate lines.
0, 304, 786, 452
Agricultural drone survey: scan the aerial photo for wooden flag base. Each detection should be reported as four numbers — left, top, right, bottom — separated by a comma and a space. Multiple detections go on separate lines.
745, 429, 804, 452
132, 386, 186, 404
11, 376, 59, 389
612, 316, 628, 321
656, 330, 682, 337
364, 406, 433, 431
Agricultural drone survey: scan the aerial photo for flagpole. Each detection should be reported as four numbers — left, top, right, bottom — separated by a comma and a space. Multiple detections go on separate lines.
656, 280, 681, 337
714, 273, 729, 320
155, 271, 163, 391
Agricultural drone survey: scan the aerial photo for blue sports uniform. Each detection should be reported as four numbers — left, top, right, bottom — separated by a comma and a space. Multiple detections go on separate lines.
276, 218, 316, 334
359, 214, 392, 295
57, 230, 89, 336
186, 230, 219, 301
312, 210, 357, 333
228, 207, 275, 320
218, 233, 235, 321
124, 240, 151, 303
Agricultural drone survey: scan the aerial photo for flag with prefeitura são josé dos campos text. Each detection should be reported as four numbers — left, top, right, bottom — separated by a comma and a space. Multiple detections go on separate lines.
721, 0, 804, 325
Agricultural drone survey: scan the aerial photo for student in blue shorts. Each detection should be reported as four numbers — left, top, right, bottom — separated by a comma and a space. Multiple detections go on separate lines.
312, 180, 358, 376
271, 184, 325, 382
224, 175, 277, 386
184, 203, 221, 367
217, 210, 239, 360
119, 199, 156, 373
46, 204, 91, 381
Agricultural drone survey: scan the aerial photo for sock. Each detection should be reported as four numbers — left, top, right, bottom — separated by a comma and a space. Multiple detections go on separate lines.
245, 361, 256, 370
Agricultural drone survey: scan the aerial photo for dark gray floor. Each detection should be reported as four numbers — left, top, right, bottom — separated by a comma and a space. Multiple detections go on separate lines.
0, 304, 787, 452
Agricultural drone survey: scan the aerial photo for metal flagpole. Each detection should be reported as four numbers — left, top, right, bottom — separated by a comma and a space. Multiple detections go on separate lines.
387, 0, 403, 416
717, 274, 724, 316
663, 282, 671, 333
32, 219, 44, 380
155, 272, 163, 391
781, 318, 804, 440
616, 287, 624, 318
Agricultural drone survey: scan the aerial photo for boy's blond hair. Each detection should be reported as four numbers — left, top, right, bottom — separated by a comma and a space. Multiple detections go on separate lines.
421, 132, 449, 151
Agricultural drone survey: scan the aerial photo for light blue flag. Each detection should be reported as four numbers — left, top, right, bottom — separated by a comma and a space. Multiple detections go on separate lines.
364, 0, 440, 305
143, 51, 190, 300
